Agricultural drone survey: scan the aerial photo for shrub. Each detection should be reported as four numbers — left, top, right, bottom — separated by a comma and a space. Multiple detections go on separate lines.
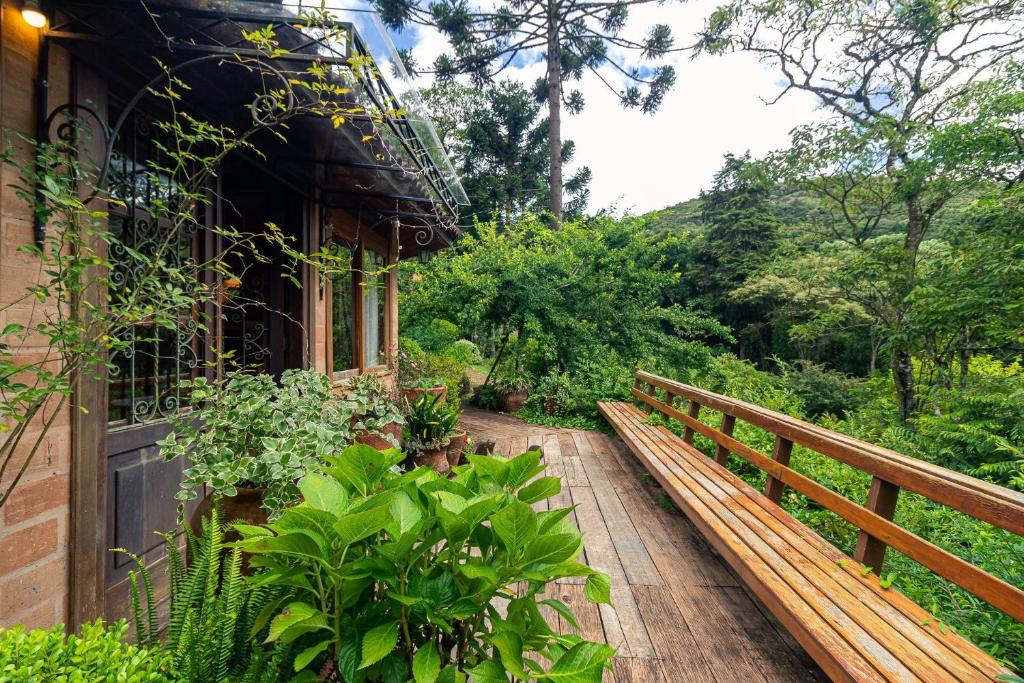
779, 360, 858, 419
0, 619, 172, 682
235, 444, 615, 681
449, 338, 483, 365
406, 317, 460, 352
160, 369, 355, 518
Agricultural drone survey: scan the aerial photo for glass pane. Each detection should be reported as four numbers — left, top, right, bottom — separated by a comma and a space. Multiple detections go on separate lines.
331, 250, 356, 372
362, 249, 387, 367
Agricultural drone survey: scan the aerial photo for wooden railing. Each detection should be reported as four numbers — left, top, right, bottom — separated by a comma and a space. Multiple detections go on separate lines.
630, 371, 1024, 624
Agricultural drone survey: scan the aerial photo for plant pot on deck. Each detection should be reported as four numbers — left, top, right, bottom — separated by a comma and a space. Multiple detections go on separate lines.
189, 486, 268, 572
352, 419, 403, 451
413, 443, 451, 474
401, 384, 448, 406
446, 429, 468, 468
500, 390, 529, 413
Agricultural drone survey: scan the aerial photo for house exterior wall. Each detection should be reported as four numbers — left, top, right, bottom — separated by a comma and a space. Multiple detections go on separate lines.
0, 2, 73, 630
0, 5, 403, 629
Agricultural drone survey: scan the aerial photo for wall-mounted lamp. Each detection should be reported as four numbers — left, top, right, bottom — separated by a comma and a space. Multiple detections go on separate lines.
22, 0, 47, 28
417, 247, 431, 264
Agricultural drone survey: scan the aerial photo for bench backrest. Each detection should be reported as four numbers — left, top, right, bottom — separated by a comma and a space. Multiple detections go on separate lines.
630, 370, 1024, 624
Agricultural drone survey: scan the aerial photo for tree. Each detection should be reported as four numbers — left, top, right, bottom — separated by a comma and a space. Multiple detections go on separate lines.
698, 0, 1024, 421
423, 80, 591, 226
377, 0, 677, 222
694, 153, 780, 363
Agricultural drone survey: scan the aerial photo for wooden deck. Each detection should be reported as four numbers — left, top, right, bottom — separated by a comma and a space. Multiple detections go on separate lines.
460, 407, 824, 682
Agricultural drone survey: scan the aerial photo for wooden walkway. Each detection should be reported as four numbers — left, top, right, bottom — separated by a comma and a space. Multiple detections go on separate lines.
460, 408, 824, 682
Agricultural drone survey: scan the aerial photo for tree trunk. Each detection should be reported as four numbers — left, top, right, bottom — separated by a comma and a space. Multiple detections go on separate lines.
545, 5, 563, 224
889, 195, 927, 422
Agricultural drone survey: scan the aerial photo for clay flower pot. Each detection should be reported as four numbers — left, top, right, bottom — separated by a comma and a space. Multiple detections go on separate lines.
413, 443, 450, 474
500, 389, 529, 413
189, 486, 268, 573
447, 430, 468, 468
401, 384, 448, 405
354, 419, 403, 451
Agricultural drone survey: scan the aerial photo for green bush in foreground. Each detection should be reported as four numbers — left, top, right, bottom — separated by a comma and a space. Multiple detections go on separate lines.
235, 444, 615, 681
0, 619, 172, 682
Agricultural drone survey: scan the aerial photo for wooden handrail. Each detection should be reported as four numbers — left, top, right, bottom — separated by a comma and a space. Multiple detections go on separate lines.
628, 371, 1024, 624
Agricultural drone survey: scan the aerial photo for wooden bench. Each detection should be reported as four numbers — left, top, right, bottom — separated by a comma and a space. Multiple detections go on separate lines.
599, 371, 1024, 682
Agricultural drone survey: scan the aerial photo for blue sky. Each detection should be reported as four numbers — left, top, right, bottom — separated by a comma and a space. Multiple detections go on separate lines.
399, 0, 823, 214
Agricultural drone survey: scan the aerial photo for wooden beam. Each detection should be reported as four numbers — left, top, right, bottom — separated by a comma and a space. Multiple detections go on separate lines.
764, 436, 793, 504
682, 401, 701, 445
853, 477, 900, 574
714, 414, 736, 466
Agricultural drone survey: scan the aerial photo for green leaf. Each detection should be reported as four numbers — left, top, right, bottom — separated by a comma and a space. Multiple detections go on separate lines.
466, 658, 508, 682
506, 450, 544, 488
334, 506, 392, 547
518, 476, 561, 504
467, 453, 509, 485
490, 500, 537, 553
293, 639, 331, 671
491, 629, 527, 678
299, 472, 347, 513
266, 602, 326, 643
389, 491, 423, 535
540, 598, 580, 630
413, 642, 441, 683
584, 572, 611, 605
360, 621, 399, 669
542, 641, 615, 682
523, 533, 582, 567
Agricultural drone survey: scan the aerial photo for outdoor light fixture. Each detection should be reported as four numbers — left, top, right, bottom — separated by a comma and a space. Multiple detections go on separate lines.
22, 0, 47, 28
418, 247, 431, 264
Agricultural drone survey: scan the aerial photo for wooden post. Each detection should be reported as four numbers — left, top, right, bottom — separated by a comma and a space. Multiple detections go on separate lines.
682, 402, 701, 444
714, 414, 736, 466
764, 436, 793, 504
854, 476, 901, 573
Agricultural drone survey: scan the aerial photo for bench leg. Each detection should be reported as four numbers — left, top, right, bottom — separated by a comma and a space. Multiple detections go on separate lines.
764, 436, 793, 504
853, 477, 900, 573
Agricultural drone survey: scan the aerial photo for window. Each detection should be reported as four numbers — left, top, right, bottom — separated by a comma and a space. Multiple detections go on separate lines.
330, 248, 356, 373
362, 249, 387, 367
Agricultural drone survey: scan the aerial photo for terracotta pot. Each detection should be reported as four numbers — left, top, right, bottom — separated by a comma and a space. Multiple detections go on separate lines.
353, 419, 403, 451
401, 385, 448, 405
413, 444, 450, 474
500, 389, 528, 413
447, 430, 468, 468
189, 487, 268, 573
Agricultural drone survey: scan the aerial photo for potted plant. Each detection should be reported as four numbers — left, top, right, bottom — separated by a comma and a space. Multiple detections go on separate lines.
404, 393, 457, 473
160, 369, 354, 532
496, 371, 533, 413
397, 345, 448, 404
342, 373, 404, 450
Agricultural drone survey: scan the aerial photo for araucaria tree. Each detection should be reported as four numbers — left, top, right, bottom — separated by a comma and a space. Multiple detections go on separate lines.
377, 0, 677, 222
698, 0, 1024, 421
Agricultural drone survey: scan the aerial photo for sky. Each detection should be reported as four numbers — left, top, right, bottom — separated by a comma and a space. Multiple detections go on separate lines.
393, 0, 824, 215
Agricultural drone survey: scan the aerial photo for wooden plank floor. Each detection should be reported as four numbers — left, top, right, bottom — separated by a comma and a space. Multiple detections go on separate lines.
460, 408, 825, 682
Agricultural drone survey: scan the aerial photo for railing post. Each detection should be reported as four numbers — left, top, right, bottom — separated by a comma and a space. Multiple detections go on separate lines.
632, 378, 651, 414
764, 436, 793, 504
714, 414, 736, 466
853, 476, 900, 573
682, 401, 701, 444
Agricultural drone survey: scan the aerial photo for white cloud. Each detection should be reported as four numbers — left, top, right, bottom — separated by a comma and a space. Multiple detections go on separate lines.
403, 0, 823, 214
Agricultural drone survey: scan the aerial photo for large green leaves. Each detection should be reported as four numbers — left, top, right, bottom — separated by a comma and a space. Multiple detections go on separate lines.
299, 472, 348, 512
360, 622, 399, 669
412, 643, 441, 683
542, 641, 616, 682
334, 506, 393, 547
490, 500, 538, 553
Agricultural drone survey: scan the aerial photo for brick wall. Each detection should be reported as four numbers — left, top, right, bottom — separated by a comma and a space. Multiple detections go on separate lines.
0, 3, 73, 630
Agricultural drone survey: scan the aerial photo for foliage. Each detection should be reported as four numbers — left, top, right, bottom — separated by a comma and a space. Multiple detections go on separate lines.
422, 80, 590, 226
449, 339, 483, 366
160, 369, 354, 518
404, 393, 459, 450
495, 369, 534, 395
234, 444, 615, 680
398, 336, 471, 401
121, 506, 293, 682
380, 0, 675, 220
0, 619, 172, 682
778, 360, 858, 419
344, 373, 405, 444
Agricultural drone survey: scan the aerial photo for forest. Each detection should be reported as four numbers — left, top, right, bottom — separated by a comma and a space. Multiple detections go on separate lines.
395, 0, 1024, 670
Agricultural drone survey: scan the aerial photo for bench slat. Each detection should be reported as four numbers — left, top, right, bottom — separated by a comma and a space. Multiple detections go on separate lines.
599, 401, 1012, 683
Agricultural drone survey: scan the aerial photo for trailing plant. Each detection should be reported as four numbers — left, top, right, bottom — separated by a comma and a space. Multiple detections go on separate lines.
404, 393, 459, 450
0, 619, 172, 682
496, 370, 533, 395
472, 383, 502, 411
234, 444, 615, 681
160, 369, 355, 518
121, 505, 294, 682
343, 373, 404, 444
